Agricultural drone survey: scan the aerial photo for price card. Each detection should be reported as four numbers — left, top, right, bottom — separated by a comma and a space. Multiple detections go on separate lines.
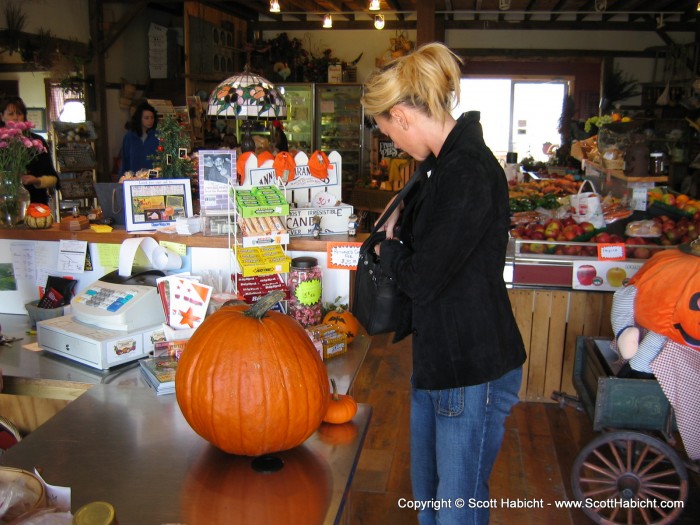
597, 243, 626, 261
327, 242, 362, 270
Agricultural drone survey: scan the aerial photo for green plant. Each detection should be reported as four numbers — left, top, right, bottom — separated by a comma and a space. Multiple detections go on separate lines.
603, 67, 640, 105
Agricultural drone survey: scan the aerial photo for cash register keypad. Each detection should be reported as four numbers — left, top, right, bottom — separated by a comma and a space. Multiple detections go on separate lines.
74, 286, 136, 312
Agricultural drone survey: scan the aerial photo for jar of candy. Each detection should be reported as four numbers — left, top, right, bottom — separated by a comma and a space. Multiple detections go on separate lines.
288, 257, 322, 327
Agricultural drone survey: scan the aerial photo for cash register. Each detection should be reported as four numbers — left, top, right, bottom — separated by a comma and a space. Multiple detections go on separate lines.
37, 269, 166, 370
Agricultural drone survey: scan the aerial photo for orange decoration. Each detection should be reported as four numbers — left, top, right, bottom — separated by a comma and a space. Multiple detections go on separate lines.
24, 203, 53, 229
629, 248, 700, 349
175, 292, 330, 455
322, 378, 357, 425
322, 306, 360, 344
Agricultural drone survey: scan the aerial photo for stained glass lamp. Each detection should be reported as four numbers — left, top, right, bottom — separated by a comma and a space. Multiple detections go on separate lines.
207, 66, 287, 152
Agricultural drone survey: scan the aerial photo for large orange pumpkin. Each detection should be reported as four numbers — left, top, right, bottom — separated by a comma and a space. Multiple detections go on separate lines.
24, 203, 54, 229
323, 306, 361, 344
629, 248, 700, 349
181, 445, 332, 525
175, 292, 330, 456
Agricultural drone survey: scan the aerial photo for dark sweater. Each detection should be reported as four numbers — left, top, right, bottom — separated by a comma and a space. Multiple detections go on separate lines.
380, 112, 527, 390
25, 133, 58, 205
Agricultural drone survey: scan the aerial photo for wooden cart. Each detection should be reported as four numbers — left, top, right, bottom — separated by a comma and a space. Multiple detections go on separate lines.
552, 336, 696, 525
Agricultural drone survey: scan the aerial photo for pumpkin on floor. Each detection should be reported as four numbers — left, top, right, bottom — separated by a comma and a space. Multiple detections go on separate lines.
323, 306, 360, 344
175, 291, 330, 456
24, 203, 53, 229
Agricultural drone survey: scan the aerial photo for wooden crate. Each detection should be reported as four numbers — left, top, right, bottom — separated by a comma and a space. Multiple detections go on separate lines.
508, 289, 614, 402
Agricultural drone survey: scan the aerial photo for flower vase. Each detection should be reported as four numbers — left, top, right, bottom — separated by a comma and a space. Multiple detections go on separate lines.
0, 171, 31, 228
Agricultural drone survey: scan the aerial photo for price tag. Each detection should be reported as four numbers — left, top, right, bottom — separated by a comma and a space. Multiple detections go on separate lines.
597, 243, 626, 261
327, 242, 362, 269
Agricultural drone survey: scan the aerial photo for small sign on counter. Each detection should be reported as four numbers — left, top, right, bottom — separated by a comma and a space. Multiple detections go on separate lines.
572, 260, 644, 292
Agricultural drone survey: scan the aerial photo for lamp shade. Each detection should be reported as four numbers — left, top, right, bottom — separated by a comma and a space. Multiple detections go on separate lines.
207, 68, 287, 120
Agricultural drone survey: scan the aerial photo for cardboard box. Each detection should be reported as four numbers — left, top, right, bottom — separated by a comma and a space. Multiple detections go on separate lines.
287, 204, 354, 236
306, 324, 347, 360
236, 245, 291, 277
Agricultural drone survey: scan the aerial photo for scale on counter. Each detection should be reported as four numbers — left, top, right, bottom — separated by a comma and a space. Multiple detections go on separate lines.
37, 269, 166, 370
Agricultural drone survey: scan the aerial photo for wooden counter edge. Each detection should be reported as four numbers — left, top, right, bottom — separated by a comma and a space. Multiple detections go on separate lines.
0, 226, 369, 251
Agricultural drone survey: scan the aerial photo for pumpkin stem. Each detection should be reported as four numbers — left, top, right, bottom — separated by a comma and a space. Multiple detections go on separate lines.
245, 290, 286, 319
330, 378, 339, 401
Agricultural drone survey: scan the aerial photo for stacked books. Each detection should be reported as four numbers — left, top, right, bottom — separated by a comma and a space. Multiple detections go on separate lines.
139, 356, 178, 395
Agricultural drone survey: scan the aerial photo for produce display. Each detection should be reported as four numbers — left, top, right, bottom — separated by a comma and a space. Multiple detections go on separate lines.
508, 176, 582, 212
510, 182, 700, 260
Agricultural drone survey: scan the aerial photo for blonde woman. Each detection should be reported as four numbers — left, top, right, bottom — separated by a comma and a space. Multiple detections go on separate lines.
362, 42, 526, 525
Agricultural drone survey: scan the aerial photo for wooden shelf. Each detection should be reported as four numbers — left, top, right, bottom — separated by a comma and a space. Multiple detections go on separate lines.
583, 160, 668, 184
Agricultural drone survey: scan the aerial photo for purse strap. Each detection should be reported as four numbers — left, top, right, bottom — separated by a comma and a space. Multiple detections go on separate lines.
371, 163, 425, 235
360, 163, 425, 255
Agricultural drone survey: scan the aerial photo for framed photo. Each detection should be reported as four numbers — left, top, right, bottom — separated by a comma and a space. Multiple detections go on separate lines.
198, 149, 236, 211
178, 148, 188, 159
122, 178, 194, 232
26, 108, 46, 133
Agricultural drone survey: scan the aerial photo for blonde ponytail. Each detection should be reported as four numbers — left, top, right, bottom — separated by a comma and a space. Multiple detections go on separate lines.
362, 42, 462, 124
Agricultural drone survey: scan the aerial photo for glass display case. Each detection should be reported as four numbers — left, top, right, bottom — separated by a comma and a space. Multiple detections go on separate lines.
278, 83, 315, 152
316, 84, 364, 197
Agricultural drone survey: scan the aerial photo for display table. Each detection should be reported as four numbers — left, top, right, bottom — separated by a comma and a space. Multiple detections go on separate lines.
0, 313, 371, 523
0, 383, 371, 524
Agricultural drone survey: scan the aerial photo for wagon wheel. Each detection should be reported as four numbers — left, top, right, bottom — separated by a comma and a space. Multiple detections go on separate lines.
571, 431, 688, 525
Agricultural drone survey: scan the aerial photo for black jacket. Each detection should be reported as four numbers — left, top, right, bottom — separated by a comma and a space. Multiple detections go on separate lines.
380, 112, 526, 390
25, 133, 58, 205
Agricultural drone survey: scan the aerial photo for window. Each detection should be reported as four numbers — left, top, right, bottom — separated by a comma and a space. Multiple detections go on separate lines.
453, 78, 569, 164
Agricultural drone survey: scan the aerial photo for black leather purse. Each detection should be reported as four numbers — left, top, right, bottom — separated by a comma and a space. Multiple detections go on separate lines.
352, 166, 423, 335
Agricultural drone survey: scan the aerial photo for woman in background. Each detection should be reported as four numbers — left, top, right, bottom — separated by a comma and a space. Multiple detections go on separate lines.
361, 43, 526, 525
119, 102, 159, 176
0, 96, 58, 204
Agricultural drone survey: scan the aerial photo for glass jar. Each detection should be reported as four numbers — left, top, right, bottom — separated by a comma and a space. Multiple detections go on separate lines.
288, 256, 323, 327
649, 152, 665, 176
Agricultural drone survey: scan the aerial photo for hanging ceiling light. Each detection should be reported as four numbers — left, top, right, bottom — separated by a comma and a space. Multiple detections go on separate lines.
499, 0, 511, 10
269, 0, 280, 14
323, 13, 333, 28
374, 14, 385, 30
369, 0, 381, 11
207, 66, 287, 152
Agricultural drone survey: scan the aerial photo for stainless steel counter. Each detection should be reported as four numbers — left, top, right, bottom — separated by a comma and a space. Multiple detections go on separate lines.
0, 314, 372, 523
1, 382, 371, 524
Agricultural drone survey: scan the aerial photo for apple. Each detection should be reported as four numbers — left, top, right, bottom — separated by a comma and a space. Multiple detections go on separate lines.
593, 232, 611, 244
664, 228, 681, 243
662, 193, 676, 206
544, 220, 561, 239
633, 247, 651, 259
579, 222, 595, 234
529, 243, 545, 254
608, 234, 625, 243
577, 265, 597, 286
607, 267, 627, 287
530, 231, 545, 241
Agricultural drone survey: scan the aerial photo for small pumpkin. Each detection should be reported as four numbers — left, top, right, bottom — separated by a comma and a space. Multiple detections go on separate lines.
322, 378, 357, 425
181, 445, 332, 525
630, 248, 700, 349
175, 291, 330, 456
323, 306, 360, 344
24, 203, 54, 229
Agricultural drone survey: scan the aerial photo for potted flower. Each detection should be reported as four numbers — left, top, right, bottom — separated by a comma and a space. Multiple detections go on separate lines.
0, 120, 47, 227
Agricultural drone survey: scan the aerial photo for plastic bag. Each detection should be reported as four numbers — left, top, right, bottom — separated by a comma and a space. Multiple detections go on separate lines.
570, 180, 605, 228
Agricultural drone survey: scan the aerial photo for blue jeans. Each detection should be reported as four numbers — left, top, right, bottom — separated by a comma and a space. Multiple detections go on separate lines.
410, 367, 522, 525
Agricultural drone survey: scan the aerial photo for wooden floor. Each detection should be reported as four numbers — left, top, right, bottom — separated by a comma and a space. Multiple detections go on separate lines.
347, 332, 700, 525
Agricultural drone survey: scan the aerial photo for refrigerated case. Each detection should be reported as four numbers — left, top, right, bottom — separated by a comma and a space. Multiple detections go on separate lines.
316, 84, 364, 197
278, 83, 315, 152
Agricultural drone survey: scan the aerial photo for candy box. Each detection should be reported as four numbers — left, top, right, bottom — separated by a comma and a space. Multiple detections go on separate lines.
305, 324, 347, 360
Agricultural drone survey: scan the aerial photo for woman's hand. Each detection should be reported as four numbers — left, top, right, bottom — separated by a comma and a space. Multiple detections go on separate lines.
375, 195, 403, 240
21, 174, 40, 187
